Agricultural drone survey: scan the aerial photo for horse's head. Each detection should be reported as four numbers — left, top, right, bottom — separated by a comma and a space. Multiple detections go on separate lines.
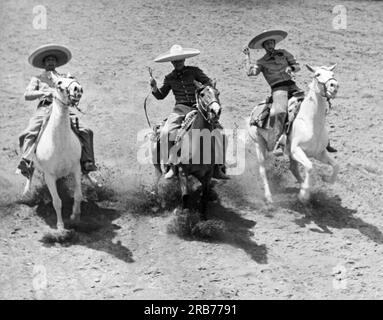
49, 72, 83, 107
306, 64, 339, 100
194, 80, 221, 123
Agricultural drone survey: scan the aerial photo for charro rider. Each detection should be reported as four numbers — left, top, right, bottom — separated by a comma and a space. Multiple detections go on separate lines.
149, 44, 228, 179
243, 30, 337, 153
17, 44, 97, 179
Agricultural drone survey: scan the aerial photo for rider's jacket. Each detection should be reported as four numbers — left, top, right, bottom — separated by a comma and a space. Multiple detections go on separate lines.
152, 66, 212, 107
24, 70, 65, 108
251, 49, 299, 87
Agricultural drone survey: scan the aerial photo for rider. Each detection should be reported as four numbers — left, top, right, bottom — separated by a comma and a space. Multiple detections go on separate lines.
150, 44, 229, 179
17, 44, 97, 179
243, 30, 337, 153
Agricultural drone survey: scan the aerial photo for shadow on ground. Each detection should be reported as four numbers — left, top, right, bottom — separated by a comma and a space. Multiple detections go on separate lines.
22, 179, 134, 263
167, 187, 268, 264
279, 188, 383, 244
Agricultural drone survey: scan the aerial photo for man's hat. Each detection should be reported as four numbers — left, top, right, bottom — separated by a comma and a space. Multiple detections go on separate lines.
248, 30, 287, 49
28, 44, 72, 68
154, 44, 200, 63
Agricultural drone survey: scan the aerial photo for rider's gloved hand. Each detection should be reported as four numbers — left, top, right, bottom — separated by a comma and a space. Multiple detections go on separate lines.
42, 87, 55, 99
150, 77, 158, 91
242, 46, 250, 56
285, 66, 294, 77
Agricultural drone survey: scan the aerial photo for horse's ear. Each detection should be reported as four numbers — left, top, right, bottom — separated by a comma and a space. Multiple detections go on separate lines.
194, 80, 203, 90
212, 79, 217, 88
328, 63, 337, 71
306, 64, 316, 73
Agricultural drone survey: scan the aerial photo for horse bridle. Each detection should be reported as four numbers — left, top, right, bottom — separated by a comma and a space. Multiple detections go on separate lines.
316, 76, 337, 109
195, 87, 220, 124
54, 78, 84, 112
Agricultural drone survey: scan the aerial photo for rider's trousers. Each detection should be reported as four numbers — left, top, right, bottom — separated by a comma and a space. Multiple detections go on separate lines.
160, 104, 196, 164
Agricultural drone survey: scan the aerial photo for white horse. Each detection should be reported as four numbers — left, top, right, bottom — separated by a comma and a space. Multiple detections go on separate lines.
31, 72, 84, 230
248, 64, 339, 203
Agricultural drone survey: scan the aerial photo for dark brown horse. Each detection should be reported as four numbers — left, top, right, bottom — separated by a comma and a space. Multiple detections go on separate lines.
151, 81, 224, 219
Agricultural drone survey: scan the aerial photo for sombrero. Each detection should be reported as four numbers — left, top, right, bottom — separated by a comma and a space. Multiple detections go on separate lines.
248, 30, 287, 49
28, 44, 72, 68
154, 44, 200, 63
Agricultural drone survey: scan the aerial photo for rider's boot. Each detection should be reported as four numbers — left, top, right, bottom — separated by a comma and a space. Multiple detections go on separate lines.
212, 164, 230, 180
326, 141, 337, 153
273, 133, 287, 157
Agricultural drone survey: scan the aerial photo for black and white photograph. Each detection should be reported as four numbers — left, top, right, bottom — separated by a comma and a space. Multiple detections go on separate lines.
0, 0, 382, 303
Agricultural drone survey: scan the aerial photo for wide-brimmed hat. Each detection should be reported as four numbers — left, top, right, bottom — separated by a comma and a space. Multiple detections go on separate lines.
154, 44, 200, 63
28, 44, 72, 68
248, 30, 287, 49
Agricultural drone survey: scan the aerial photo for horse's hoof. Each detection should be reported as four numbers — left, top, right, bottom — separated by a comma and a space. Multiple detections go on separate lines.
182, 208, 191, 215
298, 192, 310, 204
57, 223, 65, 231
265, 193, 273, 204
208, 189, 219, 201
173, 208, 182, 215
70, 214, 80, 222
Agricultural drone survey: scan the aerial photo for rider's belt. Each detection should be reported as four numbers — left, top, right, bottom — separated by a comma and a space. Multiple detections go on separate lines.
37, 99, 52, 108
271, 80, 296, 90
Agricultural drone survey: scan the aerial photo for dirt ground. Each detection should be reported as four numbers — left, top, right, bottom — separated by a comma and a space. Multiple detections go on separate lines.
1, 0, 383, 300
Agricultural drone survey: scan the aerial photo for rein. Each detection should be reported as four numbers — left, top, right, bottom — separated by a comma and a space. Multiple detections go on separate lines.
144, 67, 154, 128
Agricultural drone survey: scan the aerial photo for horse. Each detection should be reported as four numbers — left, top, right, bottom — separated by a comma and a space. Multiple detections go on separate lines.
247, 64, 339, 203
150, 80, 223, 220
30, 72, 84, 230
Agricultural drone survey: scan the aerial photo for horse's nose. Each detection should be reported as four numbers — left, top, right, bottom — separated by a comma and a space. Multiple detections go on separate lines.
211, 103, 221, 119
328, 81, 338, 95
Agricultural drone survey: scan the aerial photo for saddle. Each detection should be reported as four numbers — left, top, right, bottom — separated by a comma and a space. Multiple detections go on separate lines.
250, 90, 305, 135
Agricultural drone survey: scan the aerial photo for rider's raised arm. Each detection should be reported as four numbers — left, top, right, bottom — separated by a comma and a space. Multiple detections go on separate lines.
152, 76, 171, 100
244, 56, 262, 77
283, 49, 301, 72
24, 76, 45, 101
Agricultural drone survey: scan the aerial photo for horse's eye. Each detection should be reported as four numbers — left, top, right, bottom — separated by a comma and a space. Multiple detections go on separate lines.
200, 93, 205, 97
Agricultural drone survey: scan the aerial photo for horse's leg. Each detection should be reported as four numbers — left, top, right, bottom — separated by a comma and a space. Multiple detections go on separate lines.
291, 146, 313, 203
23, 175, 33, 196
200, 169, 214, 220
315, 150, 339, 184
289, 157, 303, 183
153, 164, 162, 192
45, 174, 64, 230
178, 166, 189, 211
255, 135, 273, 203
71, 165, 83, 222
